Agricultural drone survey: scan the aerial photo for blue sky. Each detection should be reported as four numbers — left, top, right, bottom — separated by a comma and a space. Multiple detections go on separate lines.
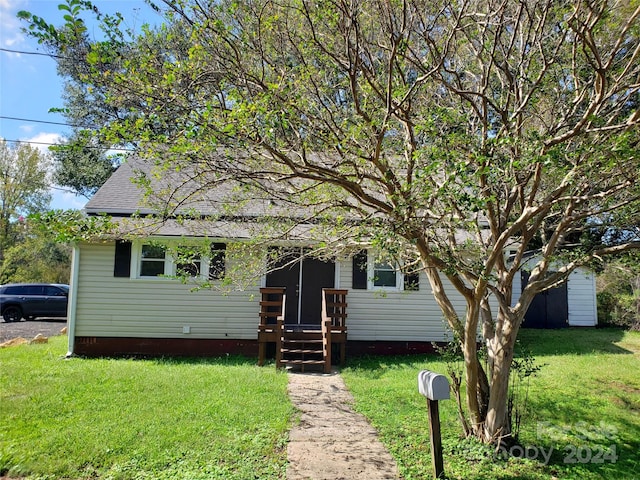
0, 0, 161, 210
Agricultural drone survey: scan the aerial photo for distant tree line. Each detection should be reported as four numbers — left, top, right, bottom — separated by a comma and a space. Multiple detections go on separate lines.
0, 139, 70, 284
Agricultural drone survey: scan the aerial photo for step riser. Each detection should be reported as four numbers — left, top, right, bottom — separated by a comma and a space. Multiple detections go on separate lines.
280, 333, 327, 371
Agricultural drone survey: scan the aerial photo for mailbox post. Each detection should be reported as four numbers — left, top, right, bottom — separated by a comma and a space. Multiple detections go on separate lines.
418, 370, 450, 479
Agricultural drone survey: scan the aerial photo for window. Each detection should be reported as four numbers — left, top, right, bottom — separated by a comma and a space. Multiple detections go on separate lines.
373, 260, 397, 288
353, 250, 420, 291
140, 244, 168, 277
367, 253, 402, 291
175, 246, 203, 277
44, 286, 67, 296
134, 241, 226, 280
209, 243, 226, 280
4, 286, 23, 295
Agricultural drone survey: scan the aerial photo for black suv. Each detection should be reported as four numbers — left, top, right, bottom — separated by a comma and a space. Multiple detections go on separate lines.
0, 283, 69, 323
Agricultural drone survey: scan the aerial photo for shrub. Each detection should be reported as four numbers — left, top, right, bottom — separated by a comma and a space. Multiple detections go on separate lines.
596, 256, 640, 331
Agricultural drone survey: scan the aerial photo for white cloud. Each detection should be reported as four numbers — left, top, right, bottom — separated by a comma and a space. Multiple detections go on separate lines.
21, 132, 86, 211
0, 0, 23, 9
0, 0, 27, 50
21, 131, 61, 187
50, 189, 87, 211
26, 131, 63, 154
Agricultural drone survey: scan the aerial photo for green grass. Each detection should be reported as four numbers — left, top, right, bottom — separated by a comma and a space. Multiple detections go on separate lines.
2, 329, 639, 480
342, 328, 640, 480
0, 337, 292, 480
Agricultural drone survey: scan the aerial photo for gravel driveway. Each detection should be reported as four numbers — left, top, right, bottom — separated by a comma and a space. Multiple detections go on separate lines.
0, 319, 68, 343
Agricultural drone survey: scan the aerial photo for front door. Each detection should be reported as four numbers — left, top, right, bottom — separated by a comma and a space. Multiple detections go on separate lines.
266, 250, 335, 325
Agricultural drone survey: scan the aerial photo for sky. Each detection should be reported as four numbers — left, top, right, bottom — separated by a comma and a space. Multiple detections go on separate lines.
0, 0, 162, 210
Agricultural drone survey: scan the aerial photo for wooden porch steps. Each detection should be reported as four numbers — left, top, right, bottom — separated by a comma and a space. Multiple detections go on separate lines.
258, 287, 348, 373
279, 332, 327, 372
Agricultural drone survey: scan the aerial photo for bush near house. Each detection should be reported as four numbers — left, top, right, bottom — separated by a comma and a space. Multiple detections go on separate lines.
596, 256, 640, 331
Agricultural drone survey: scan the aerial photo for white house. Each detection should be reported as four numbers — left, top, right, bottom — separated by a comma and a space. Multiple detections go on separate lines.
66, 158, 597, 360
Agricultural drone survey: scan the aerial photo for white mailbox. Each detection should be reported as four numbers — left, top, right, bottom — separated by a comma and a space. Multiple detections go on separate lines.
418, 370, 450, 401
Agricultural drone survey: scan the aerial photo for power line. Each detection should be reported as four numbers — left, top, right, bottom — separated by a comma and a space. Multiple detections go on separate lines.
2, 139, 63, 147
0, 115, 76, 128
2, 138, 133, 152
1, 115, 133, 151
0, 47, 61, 59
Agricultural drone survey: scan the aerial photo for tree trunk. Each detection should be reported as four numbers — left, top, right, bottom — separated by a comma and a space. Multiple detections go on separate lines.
484, 322, 516, 443
417, 248, 519, 443
462, 302, 483, 436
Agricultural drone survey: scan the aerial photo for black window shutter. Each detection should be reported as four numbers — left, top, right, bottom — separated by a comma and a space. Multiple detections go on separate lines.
352, 250, 368, 289
209, 242, 227, 280
404, 272, 420, 291
113, 240, 132, 277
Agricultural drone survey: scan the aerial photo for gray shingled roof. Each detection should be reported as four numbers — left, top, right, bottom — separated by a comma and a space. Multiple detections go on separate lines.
85, 156, 488, 243
85, 156, 313, 217
84, 156, 338, 239
85, 160, 151, 215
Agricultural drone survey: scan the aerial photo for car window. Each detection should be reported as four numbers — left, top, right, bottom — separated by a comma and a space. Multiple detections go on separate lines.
3, 285, 44, 295
25, 285, 44, 295
44, 286, 66, 296
4, 286, 24, 295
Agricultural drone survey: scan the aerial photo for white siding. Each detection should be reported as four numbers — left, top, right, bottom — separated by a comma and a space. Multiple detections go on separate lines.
337, 259, 465, 342
567, 268, 598, 326
75, 243, 261, 339
75, 243, 508, 342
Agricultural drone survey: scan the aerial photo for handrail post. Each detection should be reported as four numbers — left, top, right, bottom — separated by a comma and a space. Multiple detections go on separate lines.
275, 315, 283, 369
275, 292, 286, 369
322, 317, 332, 373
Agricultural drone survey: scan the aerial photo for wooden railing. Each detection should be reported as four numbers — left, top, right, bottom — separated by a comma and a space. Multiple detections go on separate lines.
321, 289, 348, 366
321, 313, 332, 373
257, 287, 286, 366
258, 287, 347, 370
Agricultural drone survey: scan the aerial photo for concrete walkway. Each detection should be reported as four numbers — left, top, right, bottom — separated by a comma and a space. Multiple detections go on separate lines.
286, 371, 400, 480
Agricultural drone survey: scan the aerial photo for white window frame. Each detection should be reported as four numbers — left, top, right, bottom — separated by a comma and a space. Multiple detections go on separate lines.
367, 254, 403, 291
131, 241, 225, 281
134, 243, 172, 279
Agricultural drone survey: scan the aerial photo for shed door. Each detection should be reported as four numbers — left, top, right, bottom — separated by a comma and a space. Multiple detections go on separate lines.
266, 250, 335, 325
521, 271, 569, 328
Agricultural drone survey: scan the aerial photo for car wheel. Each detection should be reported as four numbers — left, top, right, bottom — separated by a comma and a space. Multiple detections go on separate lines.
2, 306, 23, 323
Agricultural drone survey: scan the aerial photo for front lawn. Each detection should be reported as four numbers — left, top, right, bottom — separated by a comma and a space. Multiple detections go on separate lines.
2, 329, 638, 479
342, 328, 640, 480
0, 337, 292, 479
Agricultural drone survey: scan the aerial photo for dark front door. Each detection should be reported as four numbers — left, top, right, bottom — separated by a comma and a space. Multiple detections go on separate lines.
266, 250, 335, 325
266, 251, 301, 325
300, 257, 336, 324
521, 271, 569, 328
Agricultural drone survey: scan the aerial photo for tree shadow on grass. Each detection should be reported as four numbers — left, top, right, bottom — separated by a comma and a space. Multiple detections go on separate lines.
149, 354, 259, 367
517, 327, 633, 356
524, 393, 640, 479
342, 353, 442, 379
342, 331, 639, 479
